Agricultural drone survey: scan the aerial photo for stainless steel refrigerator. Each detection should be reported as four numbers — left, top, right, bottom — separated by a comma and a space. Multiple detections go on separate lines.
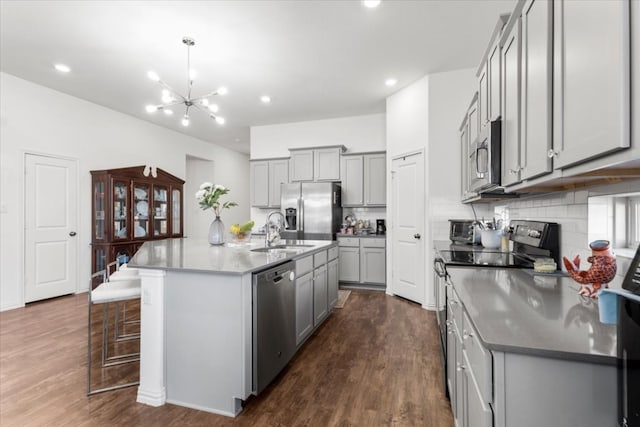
280, 182, 342, 240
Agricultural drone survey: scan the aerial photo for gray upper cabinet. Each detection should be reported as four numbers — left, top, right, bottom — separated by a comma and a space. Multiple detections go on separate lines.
340, 152, 386, 207
501, 17, 522, 187
460, 114, 472, 201
552, 0, 630, 169
340, 155, 364, 206
268, 159, 289, 207
289, 150, 314, 182
314, 147, 342, 181
478, 14, 509, 132
488, 38, 502, 121
290, 146, 345, 182
250, 161, 270, 207
250, 158, 289, 208
520, 0, 553, 181
363, 153, 386, 206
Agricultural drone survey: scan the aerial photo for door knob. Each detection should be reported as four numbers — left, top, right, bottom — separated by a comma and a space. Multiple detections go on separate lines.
69, 231, 77, 237
414, 233, 421, 239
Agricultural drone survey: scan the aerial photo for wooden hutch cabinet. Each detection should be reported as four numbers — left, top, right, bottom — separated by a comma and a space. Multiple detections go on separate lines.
91, 166, 185, 273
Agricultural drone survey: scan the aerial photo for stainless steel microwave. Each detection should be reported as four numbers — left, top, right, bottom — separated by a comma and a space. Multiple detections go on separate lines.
469, 119, 501, 193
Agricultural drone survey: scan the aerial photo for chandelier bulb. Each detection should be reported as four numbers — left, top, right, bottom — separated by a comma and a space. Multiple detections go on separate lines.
164, 109, 174, 116
147, 71, 160, 82
208, 103, 219, 113
181, 115, 190, 127
217, 87, 228, 96
215, 116, 225, 125
146, 105, 158, 113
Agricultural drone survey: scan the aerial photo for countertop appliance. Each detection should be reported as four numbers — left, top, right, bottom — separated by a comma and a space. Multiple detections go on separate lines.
469, 118, 501, 193
435, 219, 559, 397
252, 261, 295, 395
280, 182, 342, 240
449, 219, 480, 244
619, 245, 640, 427
376, 219, 386, 235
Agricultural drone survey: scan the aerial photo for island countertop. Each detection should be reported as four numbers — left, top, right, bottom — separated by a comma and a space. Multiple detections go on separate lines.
128, 237, 337, 275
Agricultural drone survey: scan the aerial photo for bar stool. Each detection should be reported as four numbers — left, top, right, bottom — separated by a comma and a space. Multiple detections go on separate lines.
87, 269, 141, 395
106, 261, 140, 341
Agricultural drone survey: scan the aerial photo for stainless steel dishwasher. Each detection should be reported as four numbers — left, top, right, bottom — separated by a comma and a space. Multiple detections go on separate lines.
252, 261, 295, 394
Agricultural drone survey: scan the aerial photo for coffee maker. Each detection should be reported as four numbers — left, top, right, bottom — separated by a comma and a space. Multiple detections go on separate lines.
376, 219, 386, 235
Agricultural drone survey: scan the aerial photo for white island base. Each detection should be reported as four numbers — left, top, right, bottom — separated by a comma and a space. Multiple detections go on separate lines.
136, 267, 253, 416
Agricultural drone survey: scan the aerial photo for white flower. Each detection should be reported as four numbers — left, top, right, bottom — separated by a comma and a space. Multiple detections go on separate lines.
199, 182, 213, 190
195, 189, 206, 199
214, 184, 225, 191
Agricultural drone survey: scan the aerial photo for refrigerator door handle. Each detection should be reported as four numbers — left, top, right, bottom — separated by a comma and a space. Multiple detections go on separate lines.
299, 197, 304, 231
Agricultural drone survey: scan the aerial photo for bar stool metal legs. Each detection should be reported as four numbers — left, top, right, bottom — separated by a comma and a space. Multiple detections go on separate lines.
87, 269, 141, 396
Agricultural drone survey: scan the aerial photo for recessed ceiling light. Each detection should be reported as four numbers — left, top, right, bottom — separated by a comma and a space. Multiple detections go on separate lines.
54, 63, 71, 73
260, 95, 271, 104
385, 78, 398, 87
363, 0, 381, 8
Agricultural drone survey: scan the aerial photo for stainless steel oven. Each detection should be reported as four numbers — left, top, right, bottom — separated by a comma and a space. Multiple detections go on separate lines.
469, 118, 501, 193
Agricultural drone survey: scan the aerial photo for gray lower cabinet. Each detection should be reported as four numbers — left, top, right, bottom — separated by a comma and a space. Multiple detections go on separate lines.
294, 271, 313, 346
446, 281, 616, 427
338, 242, 360, 282
295, 248, 337, 346
313, 264, 327, 326
338, 237, 386, 286
327, 258, 339, 309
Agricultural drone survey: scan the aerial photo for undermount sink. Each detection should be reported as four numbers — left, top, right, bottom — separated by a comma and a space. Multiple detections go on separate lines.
250, 244, 313, 253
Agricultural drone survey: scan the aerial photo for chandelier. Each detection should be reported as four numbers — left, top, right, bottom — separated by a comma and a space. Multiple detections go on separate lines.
145, 36, 226, 127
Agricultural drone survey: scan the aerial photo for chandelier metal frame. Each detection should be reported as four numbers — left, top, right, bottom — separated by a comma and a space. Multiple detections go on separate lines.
146, 36, 225, 127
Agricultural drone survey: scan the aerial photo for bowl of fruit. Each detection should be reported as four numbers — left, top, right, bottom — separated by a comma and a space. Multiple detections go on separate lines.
230, 220, 255, 243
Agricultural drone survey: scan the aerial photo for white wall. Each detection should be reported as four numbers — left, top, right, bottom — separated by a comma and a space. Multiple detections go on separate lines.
250, 113, 386, 159
249, 113, 387, 228
0, 72, 249, 311
386, 71, 490, 308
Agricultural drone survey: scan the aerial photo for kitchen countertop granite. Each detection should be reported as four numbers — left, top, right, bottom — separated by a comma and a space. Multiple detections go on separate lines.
446, 266, 617, 364
129, 237, 337, 275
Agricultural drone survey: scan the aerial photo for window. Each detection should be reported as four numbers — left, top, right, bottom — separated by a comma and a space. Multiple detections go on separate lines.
588, 192, 640, 258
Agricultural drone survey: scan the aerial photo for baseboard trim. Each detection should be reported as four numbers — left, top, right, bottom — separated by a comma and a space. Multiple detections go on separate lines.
137, 386, 166, 407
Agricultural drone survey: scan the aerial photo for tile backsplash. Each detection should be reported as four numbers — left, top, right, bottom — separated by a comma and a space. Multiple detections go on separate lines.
496, 187, 634, 287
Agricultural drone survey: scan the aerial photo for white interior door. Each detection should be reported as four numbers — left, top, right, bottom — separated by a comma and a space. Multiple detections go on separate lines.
24, 154, 78, 303
391, 152, 425, 304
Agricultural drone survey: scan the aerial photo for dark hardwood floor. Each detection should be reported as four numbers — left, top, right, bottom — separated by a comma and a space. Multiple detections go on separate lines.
0, 290, 453, 426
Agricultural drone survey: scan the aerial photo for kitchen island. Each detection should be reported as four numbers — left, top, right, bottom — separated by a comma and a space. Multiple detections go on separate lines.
128, 237, 337, 417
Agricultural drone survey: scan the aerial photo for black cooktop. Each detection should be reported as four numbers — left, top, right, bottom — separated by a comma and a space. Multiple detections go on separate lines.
438, 249, 534, 268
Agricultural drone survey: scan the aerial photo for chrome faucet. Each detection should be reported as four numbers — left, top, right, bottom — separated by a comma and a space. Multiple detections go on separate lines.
265, 211, 286, 247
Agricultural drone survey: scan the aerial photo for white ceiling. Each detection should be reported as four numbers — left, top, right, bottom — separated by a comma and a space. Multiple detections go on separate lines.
0, 0, 515, 154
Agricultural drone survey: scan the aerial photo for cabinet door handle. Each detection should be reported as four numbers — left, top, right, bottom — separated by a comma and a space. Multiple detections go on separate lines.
414, 233, 421, 239
463, 330, 474, 340
457, 364, 466, 372
69, 231, 77, 237
547, 149, 558, 158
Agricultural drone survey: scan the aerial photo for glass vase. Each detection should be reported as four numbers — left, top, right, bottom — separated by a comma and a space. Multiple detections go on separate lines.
208, 216, 225, 245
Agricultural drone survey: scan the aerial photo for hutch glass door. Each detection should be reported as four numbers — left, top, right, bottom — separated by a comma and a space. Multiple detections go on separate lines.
113, 181, 129, 240
133, 183, 150, 238
153, 185, 169, 237
172, 188, 182, 235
